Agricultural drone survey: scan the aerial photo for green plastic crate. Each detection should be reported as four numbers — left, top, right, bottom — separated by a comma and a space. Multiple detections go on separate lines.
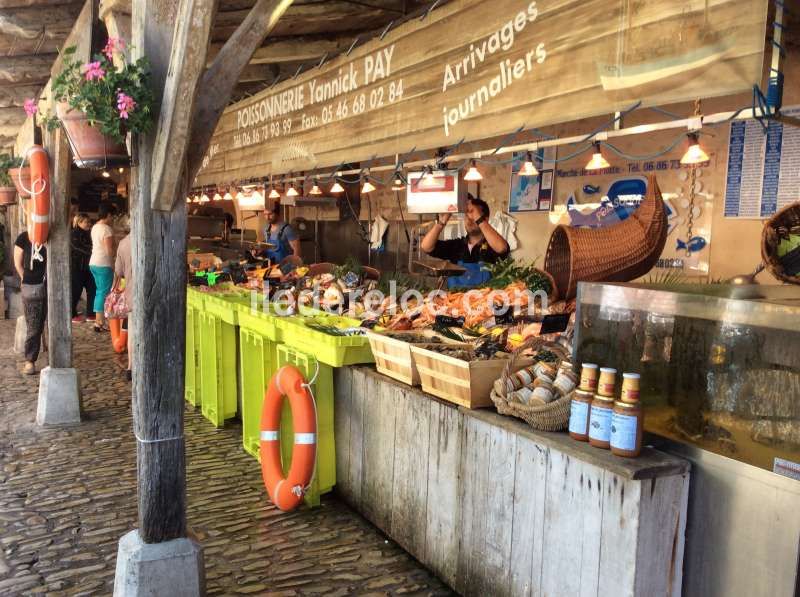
238, 326, 278, 459
185, 288, 205, 406
198, 311, 239, 427
275, 345, 336, 508
185, 303, 201, 407
276, 313, 374, 367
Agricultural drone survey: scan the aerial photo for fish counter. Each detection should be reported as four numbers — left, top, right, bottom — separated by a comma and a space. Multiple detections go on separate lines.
183, 262, 698, 596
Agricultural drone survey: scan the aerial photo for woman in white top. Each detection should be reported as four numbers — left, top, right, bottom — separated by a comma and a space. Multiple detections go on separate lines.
89, 204, 117, 331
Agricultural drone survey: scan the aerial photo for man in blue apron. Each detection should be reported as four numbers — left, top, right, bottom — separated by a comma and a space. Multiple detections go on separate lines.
260, 202, 301, 263
420, 195, 509, 288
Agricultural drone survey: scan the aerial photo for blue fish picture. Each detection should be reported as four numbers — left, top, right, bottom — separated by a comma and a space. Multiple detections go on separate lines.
676, 236, 707, 253
583, 184, 600, 195
567, 177, 649, 228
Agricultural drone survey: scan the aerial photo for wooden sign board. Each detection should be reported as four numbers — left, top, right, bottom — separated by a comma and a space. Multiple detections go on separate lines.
195, 0, 768, 186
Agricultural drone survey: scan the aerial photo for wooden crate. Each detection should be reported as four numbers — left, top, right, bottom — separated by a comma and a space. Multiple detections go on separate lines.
187, 252, 217, 271
410, 345, 511, 409
366, 330, 447, 386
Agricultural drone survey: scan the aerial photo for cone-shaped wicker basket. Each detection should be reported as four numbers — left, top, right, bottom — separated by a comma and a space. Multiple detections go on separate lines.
544, 174, 668, 300
762, 201, 800, 285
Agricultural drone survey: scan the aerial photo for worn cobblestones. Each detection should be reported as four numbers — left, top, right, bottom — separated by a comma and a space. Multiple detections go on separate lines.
0, 319, 452, 596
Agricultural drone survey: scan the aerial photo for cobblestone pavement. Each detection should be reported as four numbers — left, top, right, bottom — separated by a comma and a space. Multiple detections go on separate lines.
0, 319, 453, 596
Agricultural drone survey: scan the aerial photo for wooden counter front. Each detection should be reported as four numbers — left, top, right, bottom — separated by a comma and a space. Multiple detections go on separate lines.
333, 366, 689, 597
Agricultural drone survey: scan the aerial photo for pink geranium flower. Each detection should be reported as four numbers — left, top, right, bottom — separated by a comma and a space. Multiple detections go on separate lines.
23, 98, 37, 117
103, 37, 125, 60
117, 91, 136, 119
83, 61, 105, 81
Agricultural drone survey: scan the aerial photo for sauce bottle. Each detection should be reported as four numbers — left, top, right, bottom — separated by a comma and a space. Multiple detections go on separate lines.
579, 363, 598, 392
569, 389, 593, 441
620, 372, 640, 403
588, 395, 615, 449
597, 367, 617, 397
611, 400, 643, 457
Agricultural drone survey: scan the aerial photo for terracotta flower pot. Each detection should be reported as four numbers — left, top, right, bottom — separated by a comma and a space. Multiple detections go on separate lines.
0, 186, 17, 206
56, 103, 129, 168
9, 167, 31, 198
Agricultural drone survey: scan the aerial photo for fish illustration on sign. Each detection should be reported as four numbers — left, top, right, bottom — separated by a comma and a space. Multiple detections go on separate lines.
567, 177, 649, 228
676, 236, 707, 254
583, 184, 601, 195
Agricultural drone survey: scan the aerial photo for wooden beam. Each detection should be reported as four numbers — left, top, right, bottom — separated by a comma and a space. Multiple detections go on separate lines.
211, 2, 386, 40
208, 34, 351, 64
131, 0, 188, 544
0, 0, 67, 6
0, 55, 57, 85
99, 0, 130, 19
0, 85, 42, 107
0, 3, 83, 39
42, 125, 72, 368
149, 0, 216, 211
187, 0, 295, 180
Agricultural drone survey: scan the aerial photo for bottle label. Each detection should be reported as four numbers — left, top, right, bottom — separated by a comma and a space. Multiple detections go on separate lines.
621, 388, 640, 402
611, 412, 638, 451
589, 406, 612, 441
569, 400, 590, 435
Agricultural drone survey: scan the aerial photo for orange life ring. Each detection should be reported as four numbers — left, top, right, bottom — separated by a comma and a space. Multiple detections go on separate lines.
27, 145, 50, 246
260, 365, 317, 512
109, 318, 128, 353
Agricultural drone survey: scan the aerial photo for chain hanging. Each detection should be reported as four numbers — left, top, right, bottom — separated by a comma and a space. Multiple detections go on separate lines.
683, 98, 702, 257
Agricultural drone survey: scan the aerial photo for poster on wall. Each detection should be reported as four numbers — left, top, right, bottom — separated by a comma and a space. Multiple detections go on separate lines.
508, 148, 556, 212
724, 105, 800, 218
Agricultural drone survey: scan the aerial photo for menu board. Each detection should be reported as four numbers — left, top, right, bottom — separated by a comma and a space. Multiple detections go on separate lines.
724, 106, 800, 218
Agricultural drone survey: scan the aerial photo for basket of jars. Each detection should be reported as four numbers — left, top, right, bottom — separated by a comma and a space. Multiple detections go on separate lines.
489, 337, 575, 432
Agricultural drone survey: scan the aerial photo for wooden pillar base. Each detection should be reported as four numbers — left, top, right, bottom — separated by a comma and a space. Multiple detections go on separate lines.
36, 367, 81, 426
113, 530, 204, 597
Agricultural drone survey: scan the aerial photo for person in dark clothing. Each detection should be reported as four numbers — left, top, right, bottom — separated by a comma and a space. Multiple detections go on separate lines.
71, 213, 96, 322
420, 195, 510, 287
14, 227, 47, 375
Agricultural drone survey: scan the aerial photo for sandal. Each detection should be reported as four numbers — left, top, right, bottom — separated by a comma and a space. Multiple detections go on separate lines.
94, 325, 110, 333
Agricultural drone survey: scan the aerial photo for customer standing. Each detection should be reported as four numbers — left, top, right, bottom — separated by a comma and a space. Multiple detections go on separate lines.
70, 213, 96, 322
90, 204, 117, 332
13, 224, 47, 375
115, 231, 133, 380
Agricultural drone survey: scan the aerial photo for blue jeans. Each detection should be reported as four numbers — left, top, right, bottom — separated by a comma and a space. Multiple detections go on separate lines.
90, 265, 114, 315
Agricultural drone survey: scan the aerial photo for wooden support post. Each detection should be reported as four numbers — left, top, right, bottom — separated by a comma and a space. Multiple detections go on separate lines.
127, 0, 294, 548
130, 0, 188, 543
43, 127, 72, 368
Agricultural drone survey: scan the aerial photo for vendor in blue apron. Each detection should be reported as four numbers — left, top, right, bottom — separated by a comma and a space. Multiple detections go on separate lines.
258, 201, 301, 264
420, 195, 509, 288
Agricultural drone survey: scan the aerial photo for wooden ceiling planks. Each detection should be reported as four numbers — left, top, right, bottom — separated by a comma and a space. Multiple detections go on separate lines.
0, 0, 83, 152
0, 0, 435, 152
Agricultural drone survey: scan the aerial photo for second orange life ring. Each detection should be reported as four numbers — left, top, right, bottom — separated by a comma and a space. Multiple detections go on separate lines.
27, 145, 50, 246
260, 365, 317, 512
109, 318, 127, 353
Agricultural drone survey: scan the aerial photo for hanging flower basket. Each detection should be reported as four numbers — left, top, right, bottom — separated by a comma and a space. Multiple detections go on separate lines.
56, 103, 129, 169
0, 187, 16, 206
28, 39, 153, 169
9, 167, 31, 198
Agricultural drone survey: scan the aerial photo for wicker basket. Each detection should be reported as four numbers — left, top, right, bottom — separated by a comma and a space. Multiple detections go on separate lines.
762, 201, 800, 285
544, 174, 668, 300
489, 337, 573, 432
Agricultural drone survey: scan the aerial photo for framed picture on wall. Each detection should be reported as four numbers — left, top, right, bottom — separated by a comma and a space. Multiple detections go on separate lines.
508, 148, 556, 212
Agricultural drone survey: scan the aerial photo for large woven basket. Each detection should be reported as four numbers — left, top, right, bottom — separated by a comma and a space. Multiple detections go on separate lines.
489, 337, 572, 432
761, 201, 800, 285
544, 174, 668, 300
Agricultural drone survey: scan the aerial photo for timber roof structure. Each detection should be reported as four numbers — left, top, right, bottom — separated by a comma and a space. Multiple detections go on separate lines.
0, 0, 437, 153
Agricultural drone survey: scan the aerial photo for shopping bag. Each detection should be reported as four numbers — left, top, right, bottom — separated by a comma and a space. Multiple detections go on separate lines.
104, 289, 130, 319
